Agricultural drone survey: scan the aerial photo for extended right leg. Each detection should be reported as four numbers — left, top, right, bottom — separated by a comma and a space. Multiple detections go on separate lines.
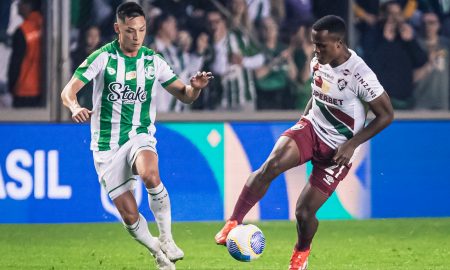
113, 191, 175, 270
215, 136, 301, 244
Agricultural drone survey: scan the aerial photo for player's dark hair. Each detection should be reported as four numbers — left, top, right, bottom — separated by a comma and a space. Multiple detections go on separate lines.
116, 2, 145, 22
312, 15, 346, 41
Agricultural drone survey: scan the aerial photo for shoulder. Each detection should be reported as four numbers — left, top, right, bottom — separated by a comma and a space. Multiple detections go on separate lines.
141, 45, 156, 56
347, 52, 375, 79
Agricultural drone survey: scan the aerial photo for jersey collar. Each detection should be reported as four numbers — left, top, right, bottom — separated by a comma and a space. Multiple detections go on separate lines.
113, 39, 143, 59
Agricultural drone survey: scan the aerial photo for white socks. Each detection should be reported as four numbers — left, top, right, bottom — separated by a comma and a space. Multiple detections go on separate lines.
124, 213, 160, 254
147, 182, 172, 241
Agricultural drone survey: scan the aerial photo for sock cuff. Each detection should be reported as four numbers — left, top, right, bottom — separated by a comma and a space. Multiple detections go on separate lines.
147, 182, 165, 195
124, 214, 142, 231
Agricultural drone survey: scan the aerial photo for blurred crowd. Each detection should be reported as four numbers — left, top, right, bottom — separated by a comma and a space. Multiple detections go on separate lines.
1, 0, 450, 111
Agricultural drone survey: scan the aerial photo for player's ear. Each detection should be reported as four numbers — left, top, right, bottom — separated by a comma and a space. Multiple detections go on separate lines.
114, 23, 120, 34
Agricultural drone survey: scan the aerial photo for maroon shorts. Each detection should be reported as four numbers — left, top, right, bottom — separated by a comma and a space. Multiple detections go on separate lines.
282, 118, 352, 196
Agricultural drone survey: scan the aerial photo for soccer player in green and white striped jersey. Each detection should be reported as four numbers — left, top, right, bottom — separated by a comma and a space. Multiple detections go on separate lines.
61, 3, 213, 270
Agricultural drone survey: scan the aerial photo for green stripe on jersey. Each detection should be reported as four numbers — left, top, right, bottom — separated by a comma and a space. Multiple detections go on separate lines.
315, 99, 353, 139
118, 59, 137, 146
98, 54, 117, 151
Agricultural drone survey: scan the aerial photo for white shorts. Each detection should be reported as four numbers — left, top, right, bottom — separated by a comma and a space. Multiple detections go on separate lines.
93, 133, 157, 200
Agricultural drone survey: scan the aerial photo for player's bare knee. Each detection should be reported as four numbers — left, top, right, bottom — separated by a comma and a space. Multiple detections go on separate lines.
295, 206, 314, 222
121, 210, 139, 225
140, 170, 161, 188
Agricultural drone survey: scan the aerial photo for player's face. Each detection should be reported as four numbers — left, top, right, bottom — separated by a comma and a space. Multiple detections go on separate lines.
311, 29, 341, 65
114, 16, 146, 53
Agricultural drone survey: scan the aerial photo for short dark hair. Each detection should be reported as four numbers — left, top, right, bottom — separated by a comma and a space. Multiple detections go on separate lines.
116, 2, 145, 22
312, 15, 346, 40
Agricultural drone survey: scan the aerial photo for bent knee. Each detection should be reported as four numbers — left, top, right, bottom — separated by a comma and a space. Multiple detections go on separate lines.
121, 210, 139, 225
140, 170, 161, 187
295, 206, 315, 221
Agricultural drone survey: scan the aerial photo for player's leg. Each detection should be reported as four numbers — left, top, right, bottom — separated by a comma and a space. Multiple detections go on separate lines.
113, 191, 175, 270
290, 159, 349, 269
133, 149, 184, 262
94, 145, 174, 270
232, 136, 301, 222
215, 136, 301, 244
288, 180, 331, 270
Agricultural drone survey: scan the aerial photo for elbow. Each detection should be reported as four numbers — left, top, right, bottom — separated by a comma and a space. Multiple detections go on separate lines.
384, 110, 394, 127
60, 89, 66, 104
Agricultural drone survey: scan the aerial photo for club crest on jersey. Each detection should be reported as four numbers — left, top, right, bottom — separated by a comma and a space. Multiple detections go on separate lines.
107, 67, 116, 75
107, 82, 147, 104
337, 78, 347, 91
145, 65, 155, 80
291, 123, 305, 130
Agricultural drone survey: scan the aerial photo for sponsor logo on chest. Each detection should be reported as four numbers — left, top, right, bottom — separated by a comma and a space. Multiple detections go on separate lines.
107, 82, 147, 104
312, 65, 345, 105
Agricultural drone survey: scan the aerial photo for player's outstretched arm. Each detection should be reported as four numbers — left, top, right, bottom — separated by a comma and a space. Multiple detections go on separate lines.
333, 92, 394, 166
61, 77, 92, 123
164, 71, 214, 104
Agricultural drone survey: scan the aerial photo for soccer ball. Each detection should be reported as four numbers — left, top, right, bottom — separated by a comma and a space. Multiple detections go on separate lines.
226, 224, 265, 262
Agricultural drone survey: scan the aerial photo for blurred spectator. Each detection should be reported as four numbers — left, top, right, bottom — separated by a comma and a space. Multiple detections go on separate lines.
7, 0, 43, 108
270, 0, 285, 26
287, 23, 315, 110
193, 10, 228, 110
225, 0, 265, 110
254, 17, 297, 110
413, 12, 450, 110
0, 0, 13, 43
169, 29, 206, 111
150, 13, 187, 112
418, 0, 450, 39
282, 0, 313, 33
370, 1, 427, 110
246, 0, 270, 24
71, 25, 102, 109
313, 0, 349, 23
149, 0, 214, 39
354, 0, 419, 58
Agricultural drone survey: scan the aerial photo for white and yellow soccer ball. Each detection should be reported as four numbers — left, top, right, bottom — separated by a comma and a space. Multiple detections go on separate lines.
226, 224, 265, 262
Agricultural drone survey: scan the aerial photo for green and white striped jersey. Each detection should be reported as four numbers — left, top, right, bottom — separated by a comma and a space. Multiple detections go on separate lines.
74, 40, 177, 151
304, 49, 385, 149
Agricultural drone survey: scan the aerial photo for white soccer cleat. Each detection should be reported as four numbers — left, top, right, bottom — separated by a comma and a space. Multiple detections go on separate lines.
160, 238, 184, 262
154, 250, 176, 270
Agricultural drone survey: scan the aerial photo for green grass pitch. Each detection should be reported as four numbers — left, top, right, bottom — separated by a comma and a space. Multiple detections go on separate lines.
1, 218, 449, 269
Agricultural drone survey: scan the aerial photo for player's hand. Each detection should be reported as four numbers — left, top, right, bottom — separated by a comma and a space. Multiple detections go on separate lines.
190, 71, 214, 89
332, 141, 357, 167
71, 107, 92, 123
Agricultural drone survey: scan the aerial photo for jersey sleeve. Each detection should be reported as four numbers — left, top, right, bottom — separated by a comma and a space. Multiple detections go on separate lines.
73, 49, 108, 84
154, 54, 178, 88
353, 63, 385, 102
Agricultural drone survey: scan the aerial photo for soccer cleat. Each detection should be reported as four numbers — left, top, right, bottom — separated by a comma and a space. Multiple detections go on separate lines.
288, 246, 311, 270
154, 250, 176, 270
160, 238, 184, 262
214, 220, 238, 245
